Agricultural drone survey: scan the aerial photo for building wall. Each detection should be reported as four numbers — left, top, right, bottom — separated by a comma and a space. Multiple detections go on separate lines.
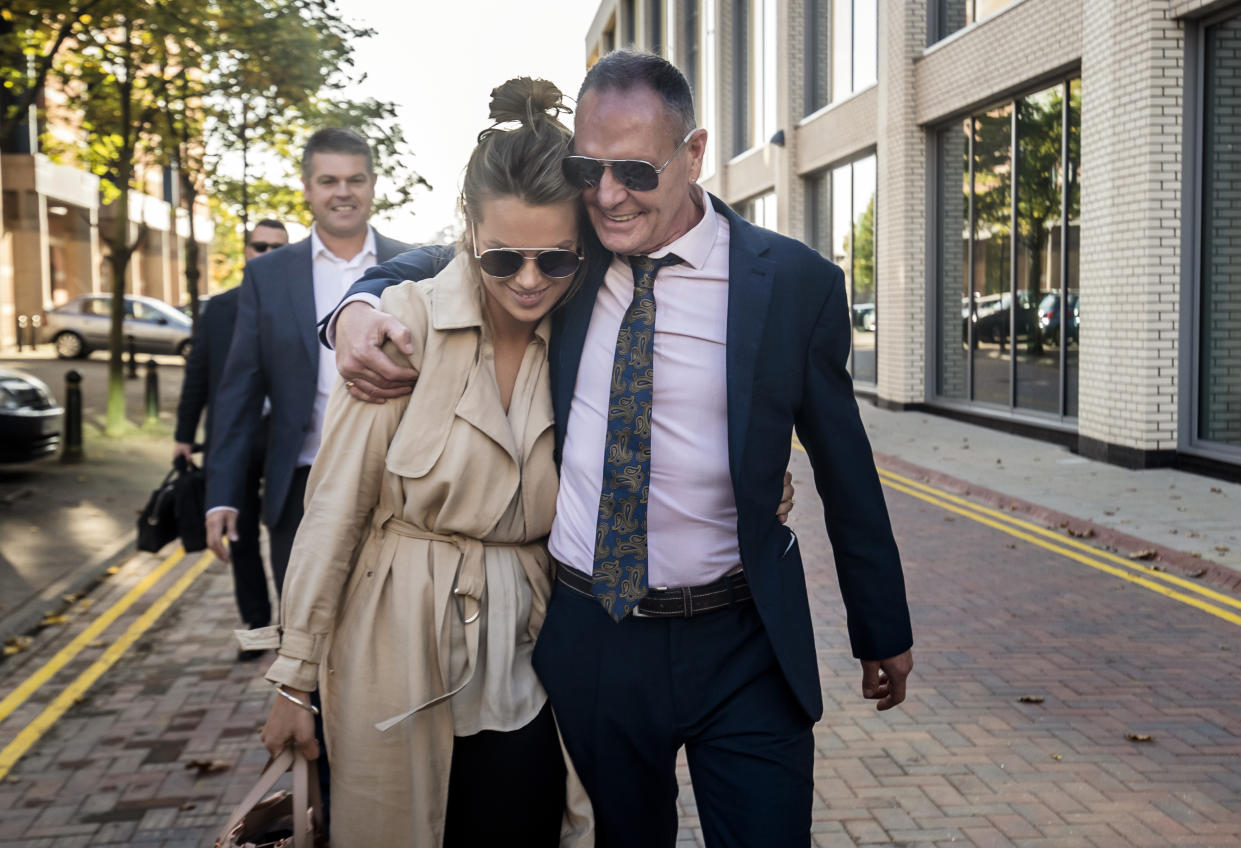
585, 0, 1241, 470
1077, 1, 1184, 453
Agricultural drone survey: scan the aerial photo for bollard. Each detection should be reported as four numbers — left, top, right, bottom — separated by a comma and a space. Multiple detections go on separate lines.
127, 335, 139, 379
144, 358, 159, 423
30, 314, 41, 348
61, 370, 84, 463
16, 315, 26, 353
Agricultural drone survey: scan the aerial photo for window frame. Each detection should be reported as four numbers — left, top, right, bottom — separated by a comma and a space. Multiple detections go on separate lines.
1179, 6, 1241, 464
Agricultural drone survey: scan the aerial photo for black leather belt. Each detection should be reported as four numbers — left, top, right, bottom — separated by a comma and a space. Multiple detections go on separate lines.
553, 560, 751, 619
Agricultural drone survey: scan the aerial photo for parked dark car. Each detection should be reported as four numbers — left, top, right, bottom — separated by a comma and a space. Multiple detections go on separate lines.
43, 294, 193, 360
0, 369, 63, 463
1036, 291, 1080, 346
962, 292, 1038, 344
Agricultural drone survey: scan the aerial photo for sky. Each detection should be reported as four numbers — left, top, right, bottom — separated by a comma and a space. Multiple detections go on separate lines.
335, 0, 600, 245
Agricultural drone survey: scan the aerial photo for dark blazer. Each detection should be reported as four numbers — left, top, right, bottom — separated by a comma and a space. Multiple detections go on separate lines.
342, 197, 912, 721
207, 231, 410, 527
175, 288, 241, 453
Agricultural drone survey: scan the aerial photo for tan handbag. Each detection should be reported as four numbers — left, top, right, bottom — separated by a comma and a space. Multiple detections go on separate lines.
215, 747, 326, 848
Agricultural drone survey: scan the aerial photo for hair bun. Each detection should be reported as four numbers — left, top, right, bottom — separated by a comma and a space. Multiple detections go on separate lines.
487, 77, 571, 129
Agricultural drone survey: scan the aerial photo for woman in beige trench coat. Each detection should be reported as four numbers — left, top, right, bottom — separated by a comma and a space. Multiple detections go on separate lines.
259, 78, 593, 847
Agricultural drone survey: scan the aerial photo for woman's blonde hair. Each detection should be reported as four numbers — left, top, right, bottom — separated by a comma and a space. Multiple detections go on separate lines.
457, 78, 587, 322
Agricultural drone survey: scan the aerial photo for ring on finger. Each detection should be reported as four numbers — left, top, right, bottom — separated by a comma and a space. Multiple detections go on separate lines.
345, 380, 356, 389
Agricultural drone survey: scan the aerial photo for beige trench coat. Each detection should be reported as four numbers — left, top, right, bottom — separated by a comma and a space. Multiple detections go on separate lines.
261, 255, 593, 847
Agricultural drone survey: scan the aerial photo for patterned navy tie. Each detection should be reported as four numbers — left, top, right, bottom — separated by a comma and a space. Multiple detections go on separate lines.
592, 253, 682, 621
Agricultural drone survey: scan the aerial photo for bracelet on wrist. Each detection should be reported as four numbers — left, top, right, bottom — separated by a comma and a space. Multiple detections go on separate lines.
275, 685, 320, 716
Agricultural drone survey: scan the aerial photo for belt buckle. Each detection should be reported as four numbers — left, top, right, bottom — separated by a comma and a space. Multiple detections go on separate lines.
630, 603, 654, 618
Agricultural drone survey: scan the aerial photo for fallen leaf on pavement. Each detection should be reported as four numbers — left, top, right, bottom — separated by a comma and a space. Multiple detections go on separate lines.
1210, 487, 1222, 494
1018, 695, 1045, 704
1125, 733, 1153, 743
38, 613, 68, 627
181, 802, 196, 811
3, 636, 33, 656
1051, 753, 1062, 761
1065, 527, 1094, 539
104, 566, 120, 576
1128, 549, 1158, 561
1215, 546, 1230, 554
1191, 568, 1208, 578
185, 760, 231, 776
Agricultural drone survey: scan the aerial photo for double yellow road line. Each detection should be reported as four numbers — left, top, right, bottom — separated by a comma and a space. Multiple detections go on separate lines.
791, 439, 1241, 629
0, 547, 215, 780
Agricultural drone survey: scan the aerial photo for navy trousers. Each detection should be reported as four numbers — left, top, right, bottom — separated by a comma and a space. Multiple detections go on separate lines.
532, 582, 814, 848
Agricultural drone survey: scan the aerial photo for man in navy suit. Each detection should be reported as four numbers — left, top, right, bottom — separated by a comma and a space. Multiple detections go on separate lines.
175, 219, 288, 645
204, 129, 409, 589
332, 53, 912, 847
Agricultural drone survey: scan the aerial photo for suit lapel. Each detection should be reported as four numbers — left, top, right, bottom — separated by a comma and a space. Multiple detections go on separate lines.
717, 197, 775, 489
551, 243, 612, 448
281, 239, 320, 371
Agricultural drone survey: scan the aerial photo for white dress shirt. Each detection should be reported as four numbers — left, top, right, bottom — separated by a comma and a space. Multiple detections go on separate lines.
548, 187, 740, 588
297, 226, 377, 468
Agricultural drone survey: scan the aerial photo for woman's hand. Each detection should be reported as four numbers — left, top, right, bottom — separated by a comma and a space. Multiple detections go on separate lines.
777, 470, 796, 524
261, 688, 320, 760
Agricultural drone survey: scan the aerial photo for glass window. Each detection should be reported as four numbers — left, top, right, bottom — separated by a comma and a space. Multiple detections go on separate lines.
735, 0, 776, 152
805, 0, 830, 113
971, 103, 1013, 408
741, 191, 777, 229
935, 79, 1081, 418
700, 0, 717, 178
1015, 87, 1064, 415
733, 0, 751, 155
935, 0, 1016, 42
1199, 15, 1241, 448
807, 0, 877, 112
623, 0, 637, 46
649, 0, 665, 53
807, 153, 879, 385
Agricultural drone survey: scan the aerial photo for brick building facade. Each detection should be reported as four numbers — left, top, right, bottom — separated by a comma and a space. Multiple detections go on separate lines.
584, 0, 1241, 476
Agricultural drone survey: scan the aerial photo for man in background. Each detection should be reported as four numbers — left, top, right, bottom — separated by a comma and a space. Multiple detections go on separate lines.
174, 219, 288, 659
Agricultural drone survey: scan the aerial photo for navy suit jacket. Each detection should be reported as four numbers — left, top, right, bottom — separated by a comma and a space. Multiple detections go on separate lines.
341, 196, 911, 721
207, 231, 410, 527
175, 288, 241, 454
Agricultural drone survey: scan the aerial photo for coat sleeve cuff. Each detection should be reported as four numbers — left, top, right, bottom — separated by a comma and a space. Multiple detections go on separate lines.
265, 654, 320, 693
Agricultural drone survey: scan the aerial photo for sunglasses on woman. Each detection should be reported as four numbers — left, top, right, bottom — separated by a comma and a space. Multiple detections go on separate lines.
562, 129, 698, 192
472, 231, 583, 279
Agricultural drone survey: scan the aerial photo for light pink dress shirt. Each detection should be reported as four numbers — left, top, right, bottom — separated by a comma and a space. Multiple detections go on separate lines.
548, 188, 741, 588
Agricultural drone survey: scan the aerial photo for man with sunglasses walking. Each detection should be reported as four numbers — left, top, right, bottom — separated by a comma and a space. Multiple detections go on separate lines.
174, 219, 287, 655
330, 52, 913, 847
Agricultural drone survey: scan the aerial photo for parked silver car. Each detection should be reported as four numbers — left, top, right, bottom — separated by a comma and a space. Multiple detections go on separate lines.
43, 294, 194, 360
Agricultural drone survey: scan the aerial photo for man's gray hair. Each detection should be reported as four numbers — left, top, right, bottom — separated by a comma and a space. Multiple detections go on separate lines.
577, 50, 697, 136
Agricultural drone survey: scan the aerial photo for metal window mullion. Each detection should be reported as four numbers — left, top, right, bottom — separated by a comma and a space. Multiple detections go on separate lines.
1009, 101, 1018, 411
967, 117, 976, 401
1059, 80, 1070, 419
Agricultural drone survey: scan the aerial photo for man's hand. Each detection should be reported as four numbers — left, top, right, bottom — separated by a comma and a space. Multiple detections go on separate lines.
172, 442, 193, 462
334, 301, 419, 403
860, 649, 913, 711
777, 470, 795, 525
206, 508, 239, 563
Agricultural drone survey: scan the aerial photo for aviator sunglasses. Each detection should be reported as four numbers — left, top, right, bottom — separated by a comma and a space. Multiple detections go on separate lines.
562, 129, 699, 192
472, 229, 583, 279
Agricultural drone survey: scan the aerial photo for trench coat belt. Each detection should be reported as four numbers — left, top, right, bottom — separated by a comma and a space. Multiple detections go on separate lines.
372, 516, 527, 733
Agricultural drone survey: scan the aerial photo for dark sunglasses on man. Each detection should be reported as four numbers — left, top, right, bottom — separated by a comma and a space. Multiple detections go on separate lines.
562, 129, 699, 192
248, 241, 283, 253
472, 230, 583, 279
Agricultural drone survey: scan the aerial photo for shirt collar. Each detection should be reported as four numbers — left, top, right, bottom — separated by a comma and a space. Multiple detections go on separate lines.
310, 225, 376, 264
646, 184, 718, 271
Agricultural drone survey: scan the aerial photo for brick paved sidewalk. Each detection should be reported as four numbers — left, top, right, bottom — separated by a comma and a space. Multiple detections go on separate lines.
0, 446, 1238, 846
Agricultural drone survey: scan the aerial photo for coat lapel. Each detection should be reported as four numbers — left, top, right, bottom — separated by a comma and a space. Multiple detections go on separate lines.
282, 239, 320, 372
716, 197, 775, 489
